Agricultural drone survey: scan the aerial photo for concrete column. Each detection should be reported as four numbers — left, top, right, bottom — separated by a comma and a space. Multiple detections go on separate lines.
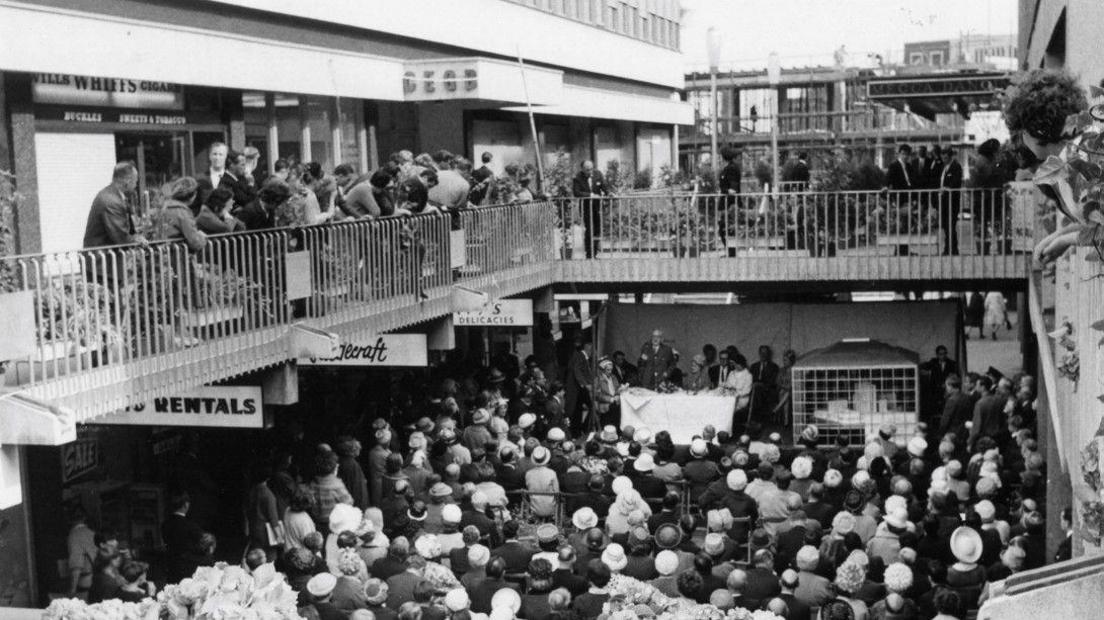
6, 73, 40, 254
359, 102, 374, 173
299, 96, 312, 163
330, 97, 342, 168
265, 93, 278, 175
0, 71, 10, 171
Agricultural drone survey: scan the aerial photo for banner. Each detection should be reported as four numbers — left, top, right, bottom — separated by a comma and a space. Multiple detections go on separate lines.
299, 334, 428, 367
99, 386, 264, 428
454, 299, 534, 327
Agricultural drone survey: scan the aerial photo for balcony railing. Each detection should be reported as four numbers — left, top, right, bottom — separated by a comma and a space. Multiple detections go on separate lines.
0, 191, 1032, 422
554, 187, 1032, 282
690, 109, 965, 140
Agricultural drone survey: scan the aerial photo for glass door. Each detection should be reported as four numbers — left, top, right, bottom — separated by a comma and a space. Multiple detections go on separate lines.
116, 132, 186, 207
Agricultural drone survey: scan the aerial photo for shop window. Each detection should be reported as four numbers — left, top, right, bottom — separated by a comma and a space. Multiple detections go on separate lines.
338, 98, 361, 168
305, 97, 335, 171
274, 94, 301, 164
242, 92, 269, 173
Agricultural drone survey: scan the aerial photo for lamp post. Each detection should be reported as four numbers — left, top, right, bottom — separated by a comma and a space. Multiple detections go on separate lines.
707, 27, 722, 176
767, 51, 781, 201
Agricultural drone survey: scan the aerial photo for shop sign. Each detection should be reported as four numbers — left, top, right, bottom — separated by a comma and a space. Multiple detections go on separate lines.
454, 299, 534, 327
98, 386, 264, 429
36, 107, 191, 126
32, 73, 184, 109
60, 439, 99, 485
299, 334, 428, 367
403, 62, 479, 101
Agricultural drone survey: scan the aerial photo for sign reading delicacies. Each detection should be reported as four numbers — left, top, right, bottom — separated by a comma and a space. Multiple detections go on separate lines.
100, 386, 264, 428
299, 334, 428, 367
32, 74, 185, 109
454, 299, 534, 327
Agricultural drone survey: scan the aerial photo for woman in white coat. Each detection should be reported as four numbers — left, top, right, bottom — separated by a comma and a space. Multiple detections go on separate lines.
984, 292, 1008, 340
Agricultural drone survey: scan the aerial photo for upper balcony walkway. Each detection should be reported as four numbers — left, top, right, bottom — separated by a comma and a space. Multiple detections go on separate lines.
0, 185, 1036, 425
682, 109, 966, 146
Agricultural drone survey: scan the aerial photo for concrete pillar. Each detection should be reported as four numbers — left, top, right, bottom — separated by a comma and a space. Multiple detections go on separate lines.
0, 71, 10, 172
6, 73, 40, 254
265, 93, 277, 175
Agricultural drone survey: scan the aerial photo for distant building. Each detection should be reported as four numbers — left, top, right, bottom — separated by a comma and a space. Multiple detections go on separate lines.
1019, 0, 1104, 88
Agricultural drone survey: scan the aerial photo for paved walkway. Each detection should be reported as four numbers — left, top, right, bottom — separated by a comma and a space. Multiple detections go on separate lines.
965, 310, 1024, 377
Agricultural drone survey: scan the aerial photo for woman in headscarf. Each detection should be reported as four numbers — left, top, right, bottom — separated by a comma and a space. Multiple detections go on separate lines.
152, 176, 207, 252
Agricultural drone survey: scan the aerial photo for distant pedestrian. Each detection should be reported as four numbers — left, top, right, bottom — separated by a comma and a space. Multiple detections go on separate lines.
984, 292, 1008, 340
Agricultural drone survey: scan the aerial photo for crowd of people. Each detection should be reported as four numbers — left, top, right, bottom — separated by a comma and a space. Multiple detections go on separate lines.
82, 145, 548, 254
65, 336, 1052, 620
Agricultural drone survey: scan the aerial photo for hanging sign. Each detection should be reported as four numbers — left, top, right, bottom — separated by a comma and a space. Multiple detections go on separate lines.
299, 334, 428, 367
60, 439, 100, 485
97, 386, 264, 428
454, 299, 534, 327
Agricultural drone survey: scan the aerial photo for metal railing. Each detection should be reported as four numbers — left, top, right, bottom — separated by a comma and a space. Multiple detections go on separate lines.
554, 188, 1024, 260
0, 231, 292, 420
693, 108, 966, 139
0, 189, 1036, 421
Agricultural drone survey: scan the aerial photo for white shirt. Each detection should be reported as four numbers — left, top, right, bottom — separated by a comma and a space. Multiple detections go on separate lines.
209, 168, 225, 188
724, 368, 753, 406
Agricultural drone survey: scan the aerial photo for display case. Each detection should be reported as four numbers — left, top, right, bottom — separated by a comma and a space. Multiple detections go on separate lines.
791, 339, 920, 447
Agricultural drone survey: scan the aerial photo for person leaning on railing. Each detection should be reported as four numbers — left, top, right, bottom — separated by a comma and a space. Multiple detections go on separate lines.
83, 161, 148, 249
151, 177, 208, 252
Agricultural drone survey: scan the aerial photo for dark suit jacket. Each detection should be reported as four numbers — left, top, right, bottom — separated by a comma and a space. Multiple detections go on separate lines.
370, 556, 408, 581
969, 393, 1006, 449
743, 567, 782, 609
471, 578, 518, 614
552, 568, 588, 597
719, 161, 742, 195
84, 185, 140, 248
218, 172, 257, 209
939, 390, 974, 438
161, 513, 203, 581
385, 571, 422, 610
939, 160, 964, 190
637, 342, 675, 389
572, 170, 608, 198
924, 357, 960, 388
779, 593, 812, 620
492, 540, 536, 573
234, 200, 275, 231
750, 360, 780, 387
886, 159, 914, 191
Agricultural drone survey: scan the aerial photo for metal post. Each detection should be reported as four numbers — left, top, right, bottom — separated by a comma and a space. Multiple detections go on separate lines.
710, 69, 719, 175
767, 52, 781, 202
516, 47, 545, 192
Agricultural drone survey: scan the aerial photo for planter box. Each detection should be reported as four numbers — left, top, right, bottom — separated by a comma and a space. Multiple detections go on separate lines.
181, 306, 244, 329
5, 342, 97, 386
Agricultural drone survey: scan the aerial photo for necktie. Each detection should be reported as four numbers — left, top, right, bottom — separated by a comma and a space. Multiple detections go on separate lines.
902, 162, 910, 187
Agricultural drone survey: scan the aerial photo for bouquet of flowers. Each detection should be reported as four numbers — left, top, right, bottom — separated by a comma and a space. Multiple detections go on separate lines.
44, 598, 159, 620
45, 563, 302, 620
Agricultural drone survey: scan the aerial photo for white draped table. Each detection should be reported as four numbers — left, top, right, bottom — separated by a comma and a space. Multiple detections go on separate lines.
619, 389, 735, 444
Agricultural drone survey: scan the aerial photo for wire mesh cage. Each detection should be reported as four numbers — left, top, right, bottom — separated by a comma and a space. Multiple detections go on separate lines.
790, 340, 920, 447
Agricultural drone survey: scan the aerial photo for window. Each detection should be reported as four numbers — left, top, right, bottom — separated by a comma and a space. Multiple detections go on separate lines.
338, 98, 361, 168
608, 4, 619, 32
273, 94, 301, 163
909, 52, 925, 65
930, 51, 944, 66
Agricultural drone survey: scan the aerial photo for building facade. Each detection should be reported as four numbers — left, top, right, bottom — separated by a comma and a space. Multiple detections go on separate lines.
1019, 0, 1104, 87
0, 0, 691, 254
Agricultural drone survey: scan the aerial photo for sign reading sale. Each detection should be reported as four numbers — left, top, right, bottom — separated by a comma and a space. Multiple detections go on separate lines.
99, 386, 264, 429
454, 299, 534, 327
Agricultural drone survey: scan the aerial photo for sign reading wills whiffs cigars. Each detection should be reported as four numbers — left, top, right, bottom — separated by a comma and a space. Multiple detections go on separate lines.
299, 334, 429, 367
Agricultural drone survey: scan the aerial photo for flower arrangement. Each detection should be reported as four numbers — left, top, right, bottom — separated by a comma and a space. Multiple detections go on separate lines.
598, 574, 783, 620
44, 563, 302, 620
1049, 319, 1079, 382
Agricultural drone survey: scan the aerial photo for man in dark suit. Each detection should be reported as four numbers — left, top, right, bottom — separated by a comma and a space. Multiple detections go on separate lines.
938, 374, 973, 443
611, 350, 637, 386
470, 558, 518, 614
571, 160, 608, 258
923, 345, 960, 420
938, 145, 964, 255
750, 345, 780, 417
967, 375, 1005, 451
161, 491, 203, 583
491, 520, 536, 573
788, 151, 811, 190
886, 144, 915, 191
565, 341, 595, 435
470, 152, 494, 205
709, 349, 732, 389
637, 329, 675, 390
777, 569, 812, 620
83, 162, 146, 249
218, 149, 257, 210
544, 381, 566, 430
384, 560, 423, 610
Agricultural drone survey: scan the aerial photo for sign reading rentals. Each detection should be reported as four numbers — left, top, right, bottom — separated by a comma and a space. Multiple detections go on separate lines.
454, 299, 534, 327
32, 73, 185, 109
99, 386, 263, 428
299, 334, 428, 367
